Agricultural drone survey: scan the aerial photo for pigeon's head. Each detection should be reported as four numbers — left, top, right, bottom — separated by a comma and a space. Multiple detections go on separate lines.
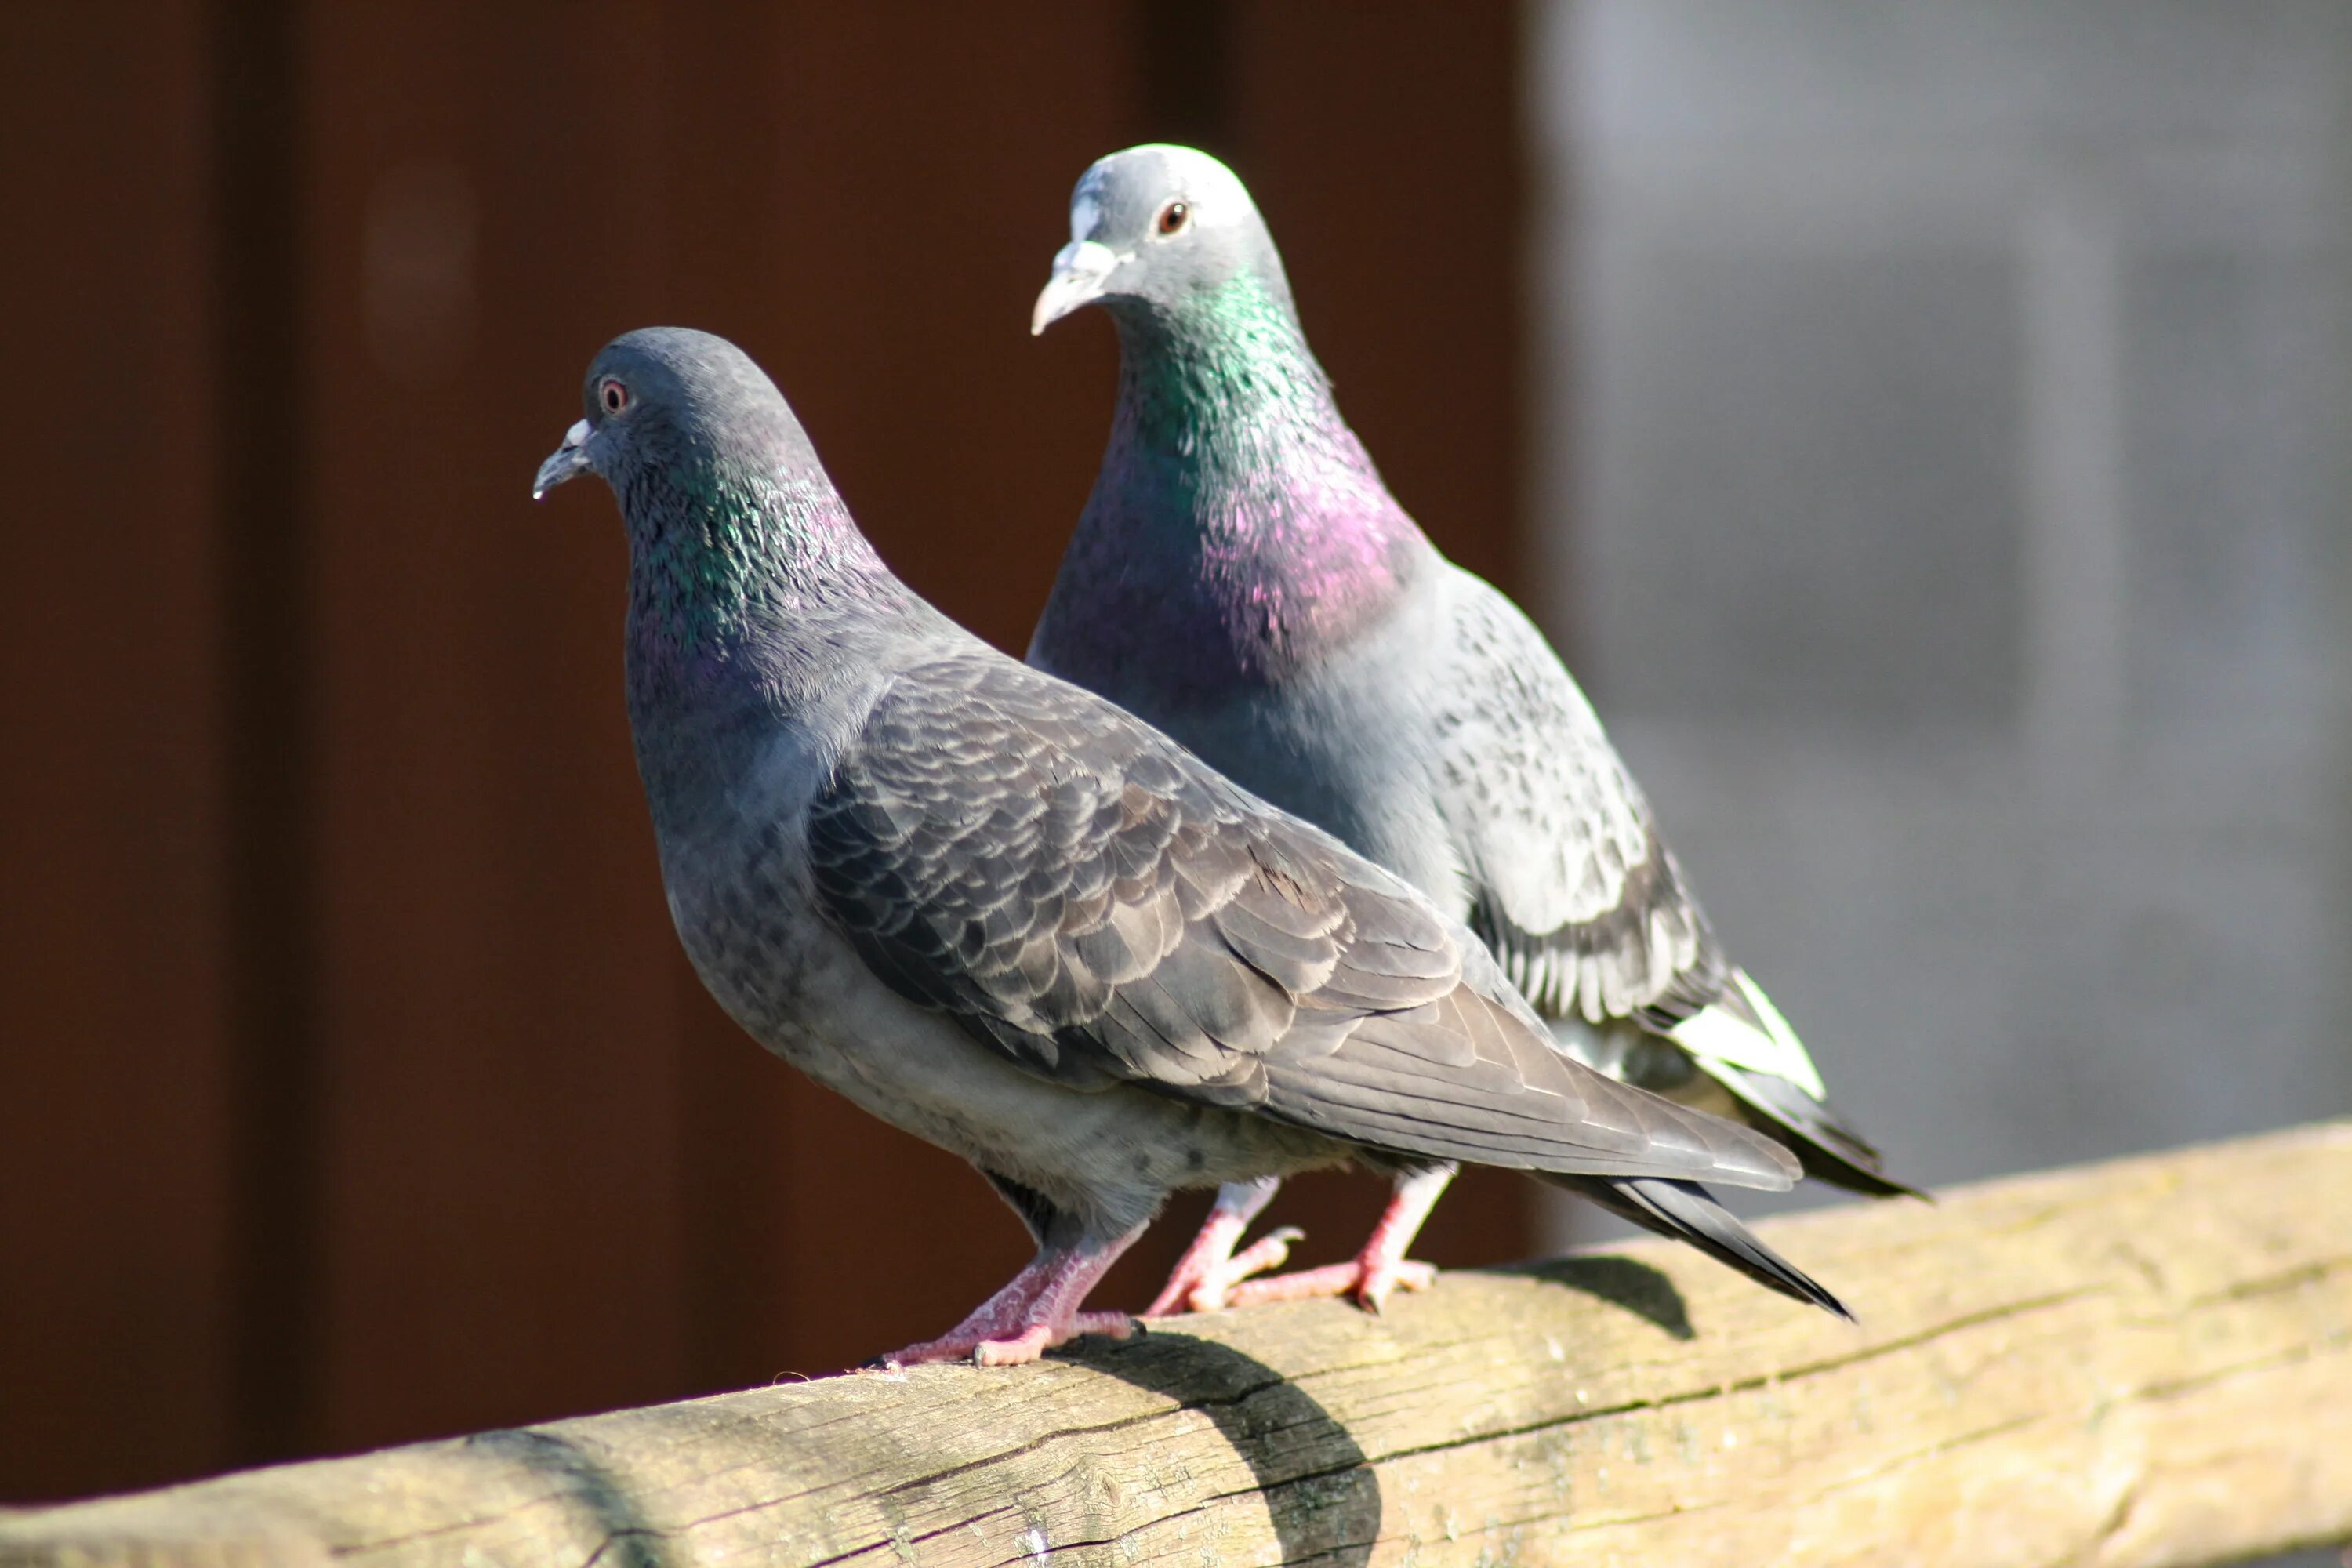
1030, 144, 1294, 336
533, 326, 821, 504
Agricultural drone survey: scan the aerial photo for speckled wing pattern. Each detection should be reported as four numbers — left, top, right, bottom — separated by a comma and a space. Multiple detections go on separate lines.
804, 654, 1798, 1189
1426, 575, 1913, 1193
1432, 578, 1733, 1032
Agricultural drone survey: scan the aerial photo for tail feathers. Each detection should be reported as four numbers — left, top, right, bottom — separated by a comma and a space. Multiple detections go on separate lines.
1664, 985, 1824, 1101
1706, 1061, 1928, 1201
1548, 1173, 1853, 1321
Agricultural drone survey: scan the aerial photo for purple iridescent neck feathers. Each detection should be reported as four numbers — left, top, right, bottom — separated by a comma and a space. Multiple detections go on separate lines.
1033, 276, 1431, 699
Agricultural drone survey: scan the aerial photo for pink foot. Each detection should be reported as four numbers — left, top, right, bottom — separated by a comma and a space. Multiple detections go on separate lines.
973, 1312, 1138, 1367
1221, 1167, 1454, 1316
870, 1218, 1149, 1370
884, 1308, 1139, 1369
1227, 1254, 1438, 1313
1143, 1178, 1286, 1319
1147, 1226, 1304, 1317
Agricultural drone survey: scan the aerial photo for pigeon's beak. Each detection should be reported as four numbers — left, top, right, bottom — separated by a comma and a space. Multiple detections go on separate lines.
1030, 240, 1120, 336
532, 419, 594, 500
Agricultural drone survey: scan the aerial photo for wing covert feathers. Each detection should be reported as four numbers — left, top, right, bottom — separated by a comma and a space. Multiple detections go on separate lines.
804, 654, 1800, 1190
1437, 575, 1726, 1029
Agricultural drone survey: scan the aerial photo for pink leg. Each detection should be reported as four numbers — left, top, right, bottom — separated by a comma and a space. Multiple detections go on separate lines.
1227, 1166, 1454, 1315
1144, 1178, 1299, 1318
876, 1219, 1149, 1369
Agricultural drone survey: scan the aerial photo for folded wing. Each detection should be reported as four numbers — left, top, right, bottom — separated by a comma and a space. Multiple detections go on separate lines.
804, 654, 1799, 1192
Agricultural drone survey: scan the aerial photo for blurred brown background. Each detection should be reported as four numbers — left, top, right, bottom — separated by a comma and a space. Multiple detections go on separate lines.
2, 2, 1530, 1503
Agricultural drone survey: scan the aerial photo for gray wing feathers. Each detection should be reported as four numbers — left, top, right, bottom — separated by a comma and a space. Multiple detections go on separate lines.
1704, 1058, 1921, 1199
1432, 572, 1727, 1026
1422, 578, 1911, 1196
805, 655, 1798, 1189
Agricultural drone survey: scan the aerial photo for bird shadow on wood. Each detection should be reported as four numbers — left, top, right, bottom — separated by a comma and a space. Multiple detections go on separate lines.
1063, 1330, 1380, 1568
1504, 1255, 1696, 1341
459, 1428, 673, 1568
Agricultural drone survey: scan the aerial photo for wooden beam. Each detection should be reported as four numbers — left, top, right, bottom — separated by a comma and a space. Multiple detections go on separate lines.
4, 1123, 2347, 1567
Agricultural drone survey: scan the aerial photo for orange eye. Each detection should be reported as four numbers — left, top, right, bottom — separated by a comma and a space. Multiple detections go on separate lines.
1155, 199, 1190, 236
599, 378, 629, 416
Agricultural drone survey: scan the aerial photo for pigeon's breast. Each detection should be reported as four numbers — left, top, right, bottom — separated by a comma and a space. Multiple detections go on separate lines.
660, 808, 1348, 1226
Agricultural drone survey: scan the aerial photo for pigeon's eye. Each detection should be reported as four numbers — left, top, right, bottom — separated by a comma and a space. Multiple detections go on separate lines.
599, 378, 630, 416
1155, 200, 1190, 237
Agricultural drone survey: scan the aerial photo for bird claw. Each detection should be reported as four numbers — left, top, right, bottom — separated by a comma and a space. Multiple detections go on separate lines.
1192, 1225, 1305, 1312
1225, 1254, 1437, 1314
1359, 1258, 1437, 1314
971, 1311, 1139, 1366
877, 1309, 1139, 1369
1147, 1225, 1306, 1318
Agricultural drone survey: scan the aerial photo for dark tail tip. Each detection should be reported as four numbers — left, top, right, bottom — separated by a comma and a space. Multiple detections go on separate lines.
1551, 1173, 1854, 1321
1707, 1062, 1929, 1202
1787, 1137, 1931, 1203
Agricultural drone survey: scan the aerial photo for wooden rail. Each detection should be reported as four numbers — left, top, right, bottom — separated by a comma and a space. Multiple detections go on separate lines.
4, 1123, 2348, 1568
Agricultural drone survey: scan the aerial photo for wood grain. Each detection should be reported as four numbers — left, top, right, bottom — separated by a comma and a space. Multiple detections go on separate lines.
5, 1123, 2347, 1568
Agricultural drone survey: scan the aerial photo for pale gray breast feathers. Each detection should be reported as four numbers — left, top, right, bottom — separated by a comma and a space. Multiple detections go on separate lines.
1425, 571, 1730, 1027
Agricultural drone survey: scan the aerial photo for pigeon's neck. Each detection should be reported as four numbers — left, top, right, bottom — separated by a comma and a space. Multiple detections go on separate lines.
621, 460, 928, 740
1042, 279, 1430, 697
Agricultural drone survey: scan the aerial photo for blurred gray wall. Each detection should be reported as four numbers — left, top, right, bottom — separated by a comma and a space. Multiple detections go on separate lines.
1529, 0, 2352, 1237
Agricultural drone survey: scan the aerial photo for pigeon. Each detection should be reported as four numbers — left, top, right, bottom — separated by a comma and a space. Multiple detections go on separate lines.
1028, 145, 1914, 1320
534, 325, 1848, 1367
